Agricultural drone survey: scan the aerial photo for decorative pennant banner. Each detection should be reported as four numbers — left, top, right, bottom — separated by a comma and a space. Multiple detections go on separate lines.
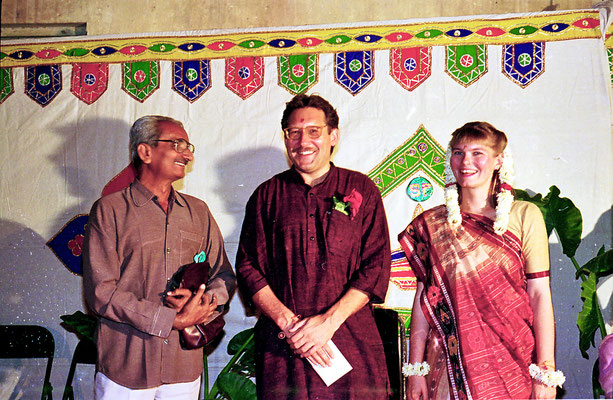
389, 249, 417, 291
0, 67, 14, 104
24, 65, 62, 107
172, 60, 211, 103
334, 51, 374, 95
46, 214, 89, 275
390, 47, 432, 92
445, 44, 488, 87
122, 61, 160, 102
71, 63, 109, 105
502, 42, 545, 88
608, 48, 613, 85
368, 124, 445, 198
225, 56, 264, 100
278, 54, 318, 95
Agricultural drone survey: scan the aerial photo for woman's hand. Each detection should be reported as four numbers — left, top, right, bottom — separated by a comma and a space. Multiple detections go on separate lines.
531, 382, 557, 399
407, 375, 429, 400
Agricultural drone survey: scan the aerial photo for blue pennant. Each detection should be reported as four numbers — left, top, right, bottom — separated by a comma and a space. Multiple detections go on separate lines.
172, 60, 211, 102
334, 51, 374, 95
502, 42, 545, 88
25, 65, 62, 107
46, 214, 89, 275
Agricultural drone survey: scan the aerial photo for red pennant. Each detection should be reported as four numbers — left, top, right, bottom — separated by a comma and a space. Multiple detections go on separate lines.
71, 63, 109, 105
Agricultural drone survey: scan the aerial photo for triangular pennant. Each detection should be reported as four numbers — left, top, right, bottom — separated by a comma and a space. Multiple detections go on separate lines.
390, 47, 432, 92
122, 61, 160, 102
71, 62, 109, 104
172, 60, 211, 102
502, 42, 545, 88
24, 65, 62, 107
445, 44, 488, 87
278, 54, 318, 95
368, 125, 445, 198
334, 51, 374, 95
46, 214, 89, 275
225, 56, 264, 100
0, 67, 14, 105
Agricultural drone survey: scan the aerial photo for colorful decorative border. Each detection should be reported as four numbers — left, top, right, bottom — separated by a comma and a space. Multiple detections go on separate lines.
0, 11, 601, 67
368, 124, 446, 198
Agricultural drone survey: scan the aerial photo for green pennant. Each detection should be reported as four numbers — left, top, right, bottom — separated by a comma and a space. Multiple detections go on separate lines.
446, 44, 488, 87
0, 67, 14, 105
122, 61, 160, 102
278, 54, 318, 95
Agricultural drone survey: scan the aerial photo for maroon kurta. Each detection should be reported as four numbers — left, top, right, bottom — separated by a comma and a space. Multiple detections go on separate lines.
236, 164, 391, 399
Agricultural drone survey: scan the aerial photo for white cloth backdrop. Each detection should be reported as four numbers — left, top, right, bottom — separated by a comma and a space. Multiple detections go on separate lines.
0, 10, 611, 399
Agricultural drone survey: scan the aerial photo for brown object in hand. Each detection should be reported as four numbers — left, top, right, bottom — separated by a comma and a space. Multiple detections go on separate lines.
172, 261, 225, 350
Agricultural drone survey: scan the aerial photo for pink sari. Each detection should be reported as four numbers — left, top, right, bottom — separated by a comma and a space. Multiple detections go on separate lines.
399, 205, 534, 399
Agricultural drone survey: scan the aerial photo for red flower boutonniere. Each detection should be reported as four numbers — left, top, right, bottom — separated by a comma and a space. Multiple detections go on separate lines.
331, 188, 363, 220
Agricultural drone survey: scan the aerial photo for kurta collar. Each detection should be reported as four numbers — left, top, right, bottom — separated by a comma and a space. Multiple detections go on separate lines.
289, 163, 336, 187
130, 179, 185, 208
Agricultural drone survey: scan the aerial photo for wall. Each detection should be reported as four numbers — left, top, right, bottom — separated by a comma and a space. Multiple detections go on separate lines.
1, 0, 595, 35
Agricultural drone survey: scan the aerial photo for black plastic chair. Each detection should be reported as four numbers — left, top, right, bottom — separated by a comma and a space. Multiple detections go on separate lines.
0, 324, 55, 400
62, 338, 96, 400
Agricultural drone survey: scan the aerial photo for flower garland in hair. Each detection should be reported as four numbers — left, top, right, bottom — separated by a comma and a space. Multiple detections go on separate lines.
444, 146, 515, 235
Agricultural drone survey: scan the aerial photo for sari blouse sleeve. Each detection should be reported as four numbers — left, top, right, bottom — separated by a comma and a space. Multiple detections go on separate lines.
509, 201, 550, 275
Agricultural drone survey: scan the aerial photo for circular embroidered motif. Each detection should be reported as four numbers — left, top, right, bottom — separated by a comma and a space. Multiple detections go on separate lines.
407, 176, 433, 202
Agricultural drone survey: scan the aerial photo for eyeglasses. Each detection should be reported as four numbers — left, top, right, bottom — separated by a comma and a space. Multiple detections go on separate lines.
283, 125, 327, 140
153, 139, 195, 154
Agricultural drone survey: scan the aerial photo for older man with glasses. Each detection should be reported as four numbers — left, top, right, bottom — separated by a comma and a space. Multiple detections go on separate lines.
83, 115, 235, 399
236, 95, 392, 399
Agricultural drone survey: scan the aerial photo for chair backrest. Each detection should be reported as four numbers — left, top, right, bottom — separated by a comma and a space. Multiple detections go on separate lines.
0, 325, 55, 359
0, 324, 55, 400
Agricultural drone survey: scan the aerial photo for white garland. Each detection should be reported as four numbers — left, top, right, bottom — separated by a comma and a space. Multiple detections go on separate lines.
444, 146, 515, 235
529, 364, 566, 388
444, 146, 462, 229
402, 361, 430, 377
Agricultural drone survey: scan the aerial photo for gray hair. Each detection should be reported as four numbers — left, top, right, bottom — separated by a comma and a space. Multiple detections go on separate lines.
129, 115, 184, 169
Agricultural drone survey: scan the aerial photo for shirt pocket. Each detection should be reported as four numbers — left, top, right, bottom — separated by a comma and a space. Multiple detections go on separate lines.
325, 210, 360, 256
180, 230, 204, 266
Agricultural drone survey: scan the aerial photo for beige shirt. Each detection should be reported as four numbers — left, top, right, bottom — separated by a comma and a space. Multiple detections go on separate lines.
83, 180, 235, 389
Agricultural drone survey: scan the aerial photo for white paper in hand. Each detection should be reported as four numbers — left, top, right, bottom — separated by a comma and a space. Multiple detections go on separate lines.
306, 340, 352, 386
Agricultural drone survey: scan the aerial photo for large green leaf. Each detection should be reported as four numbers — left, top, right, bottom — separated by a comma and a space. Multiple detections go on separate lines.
514, 186, 582, 257
576, 247, 613, 279
227, 328, 254, 355
60, 311, 97, 342
217, 371, 257, 400
228, 329, 255, 376
577, 271, 600, 358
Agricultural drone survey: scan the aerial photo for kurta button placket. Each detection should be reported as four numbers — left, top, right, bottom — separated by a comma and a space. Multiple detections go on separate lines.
306, 190, 316, 251
163, 339, 169, 344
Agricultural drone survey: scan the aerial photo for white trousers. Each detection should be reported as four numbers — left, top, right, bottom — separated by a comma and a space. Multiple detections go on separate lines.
94, 372, 200, 400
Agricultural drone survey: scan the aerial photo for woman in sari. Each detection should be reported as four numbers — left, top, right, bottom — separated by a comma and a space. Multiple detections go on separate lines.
398, 122, 564, 399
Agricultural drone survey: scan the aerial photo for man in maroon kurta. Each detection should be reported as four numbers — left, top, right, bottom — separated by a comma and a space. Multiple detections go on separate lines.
236, 94, 391, 399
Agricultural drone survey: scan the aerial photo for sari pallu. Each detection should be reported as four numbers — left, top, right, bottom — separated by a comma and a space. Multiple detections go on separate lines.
399, 205, 535, 400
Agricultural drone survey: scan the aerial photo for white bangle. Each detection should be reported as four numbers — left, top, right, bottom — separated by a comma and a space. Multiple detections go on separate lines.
402, 361, 430, 377
529, 364, 565, 388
